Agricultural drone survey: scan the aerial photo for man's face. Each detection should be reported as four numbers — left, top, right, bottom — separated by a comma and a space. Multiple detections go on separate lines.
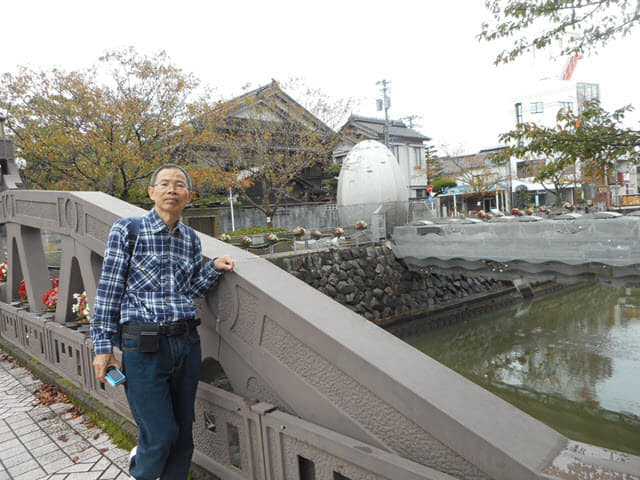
148, 168, 195, 217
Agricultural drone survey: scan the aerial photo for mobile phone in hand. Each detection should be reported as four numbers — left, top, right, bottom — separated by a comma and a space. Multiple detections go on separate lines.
105, 366, 126, 386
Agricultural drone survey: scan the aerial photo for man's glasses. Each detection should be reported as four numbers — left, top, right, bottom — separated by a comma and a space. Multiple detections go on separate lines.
152, 181, 189, 192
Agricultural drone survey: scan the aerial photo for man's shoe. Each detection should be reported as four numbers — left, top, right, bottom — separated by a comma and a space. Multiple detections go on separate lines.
129, 445, 137, 477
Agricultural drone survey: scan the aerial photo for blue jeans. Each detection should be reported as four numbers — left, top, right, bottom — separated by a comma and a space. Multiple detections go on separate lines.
122, 325, 201, 480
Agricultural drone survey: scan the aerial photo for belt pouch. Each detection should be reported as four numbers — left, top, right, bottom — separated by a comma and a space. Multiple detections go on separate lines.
138, 325, 159, 353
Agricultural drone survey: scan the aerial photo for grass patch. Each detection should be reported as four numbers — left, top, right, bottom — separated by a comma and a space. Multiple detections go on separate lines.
225, 225, 287, 235
86, 411, 135, 451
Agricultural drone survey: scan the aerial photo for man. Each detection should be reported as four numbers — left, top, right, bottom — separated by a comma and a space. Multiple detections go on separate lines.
91, 164, 234, 480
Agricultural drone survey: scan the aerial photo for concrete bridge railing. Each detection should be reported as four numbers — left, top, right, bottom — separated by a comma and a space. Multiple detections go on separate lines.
1, 189, 639, 480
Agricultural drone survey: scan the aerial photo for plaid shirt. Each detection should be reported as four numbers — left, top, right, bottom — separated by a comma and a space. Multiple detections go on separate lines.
91, 208, 223, 354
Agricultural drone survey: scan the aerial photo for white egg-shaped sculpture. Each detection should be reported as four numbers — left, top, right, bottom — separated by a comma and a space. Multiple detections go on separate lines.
337, 140, 409, 234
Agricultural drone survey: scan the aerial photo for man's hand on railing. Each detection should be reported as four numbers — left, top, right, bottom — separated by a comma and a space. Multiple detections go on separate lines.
93, 353, 121, 383
214, 255, 235, 272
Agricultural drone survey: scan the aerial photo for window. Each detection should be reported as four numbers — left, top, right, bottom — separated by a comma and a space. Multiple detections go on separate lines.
529, 102, 543, 114
559, 101, 573, 112
411, 147, 422, 169
626, 183, 634, 195
515, 102, 523, 124
391, 145, 401, 162
577, 83, 600, 112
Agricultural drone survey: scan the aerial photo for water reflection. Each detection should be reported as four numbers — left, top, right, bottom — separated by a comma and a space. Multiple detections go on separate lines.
407, 284, 640, 454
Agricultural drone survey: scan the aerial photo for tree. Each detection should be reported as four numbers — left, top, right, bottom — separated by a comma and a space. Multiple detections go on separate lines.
0, 47, 232, 202
430, 177, 457, 194
204, 81, 344, 224
424, 144, 442, 184
449, 154, 507, 195
492, 100, 640, 194
517, 156, 578, 205
536, 159, 578, 203
479, 0, 640, 64
279, 77, 358, 131
322, 163, 342, 197
481, 1, 640, 206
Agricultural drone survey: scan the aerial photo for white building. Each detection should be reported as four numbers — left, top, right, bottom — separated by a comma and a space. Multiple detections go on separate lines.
510, 74, 640, 208
513, 79, 600, 126
505, 54, 608, 206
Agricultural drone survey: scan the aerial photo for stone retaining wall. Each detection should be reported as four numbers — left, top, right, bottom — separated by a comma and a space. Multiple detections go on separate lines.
269, 246, 511, 324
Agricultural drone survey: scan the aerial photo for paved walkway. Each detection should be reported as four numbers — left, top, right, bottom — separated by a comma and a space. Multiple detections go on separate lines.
0, 353, 131, 480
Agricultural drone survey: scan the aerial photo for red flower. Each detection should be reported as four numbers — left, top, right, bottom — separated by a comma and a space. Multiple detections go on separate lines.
0, 261, 7, 282
19, 279, 28, 302
41, 277, 59, 310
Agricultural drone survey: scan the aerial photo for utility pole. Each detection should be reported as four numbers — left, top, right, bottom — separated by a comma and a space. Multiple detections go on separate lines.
376, 80, 391, 148
401, 115, 421, 129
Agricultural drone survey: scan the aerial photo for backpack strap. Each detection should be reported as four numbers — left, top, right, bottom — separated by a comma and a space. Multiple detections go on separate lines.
127, 217, 141, 258
124, 217, 141, 284
113, 216, 142, 349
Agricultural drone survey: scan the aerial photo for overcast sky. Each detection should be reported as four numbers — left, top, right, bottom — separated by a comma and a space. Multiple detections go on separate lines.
2, 0, 639, 154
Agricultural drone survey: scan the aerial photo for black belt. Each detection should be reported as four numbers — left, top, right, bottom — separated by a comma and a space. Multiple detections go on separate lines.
123, 318, 201, 337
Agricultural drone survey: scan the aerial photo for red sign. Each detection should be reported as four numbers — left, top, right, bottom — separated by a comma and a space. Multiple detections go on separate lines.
618, 172, 630, 184
427, 186, 433, 193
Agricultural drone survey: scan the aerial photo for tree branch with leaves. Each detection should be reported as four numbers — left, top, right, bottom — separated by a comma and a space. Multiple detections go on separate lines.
479, 0, 640, 64
492, 99, 640, 192
0, 47, 229, 202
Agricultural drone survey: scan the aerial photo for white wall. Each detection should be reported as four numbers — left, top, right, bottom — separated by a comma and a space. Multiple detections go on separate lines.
513, 79, 578, 127
392, 143, 427, 199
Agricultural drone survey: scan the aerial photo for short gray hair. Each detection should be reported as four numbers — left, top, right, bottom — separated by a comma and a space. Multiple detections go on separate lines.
150, 164, 193, 191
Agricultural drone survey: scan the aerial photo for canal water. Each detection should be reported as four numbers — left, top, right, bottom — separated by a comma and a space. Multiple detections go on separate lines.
406, 283, 640, 456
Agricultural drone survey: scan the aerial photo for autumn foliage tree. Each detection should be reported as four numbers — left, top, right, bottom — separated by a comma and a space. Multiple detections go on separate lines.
493, 100, 640, 190
0, 47, 233, 202
445, 153, 507, 196
481, 0, 640, 203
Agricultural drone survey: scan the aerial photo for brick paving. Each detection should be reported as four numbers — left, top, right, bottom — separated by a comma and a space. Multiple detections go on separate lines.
0, 355, 131, 480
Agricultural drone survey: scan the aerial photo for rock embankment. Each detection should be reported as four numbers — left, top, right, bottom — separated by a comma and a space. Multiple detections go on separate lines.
270, 246, 509, 323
